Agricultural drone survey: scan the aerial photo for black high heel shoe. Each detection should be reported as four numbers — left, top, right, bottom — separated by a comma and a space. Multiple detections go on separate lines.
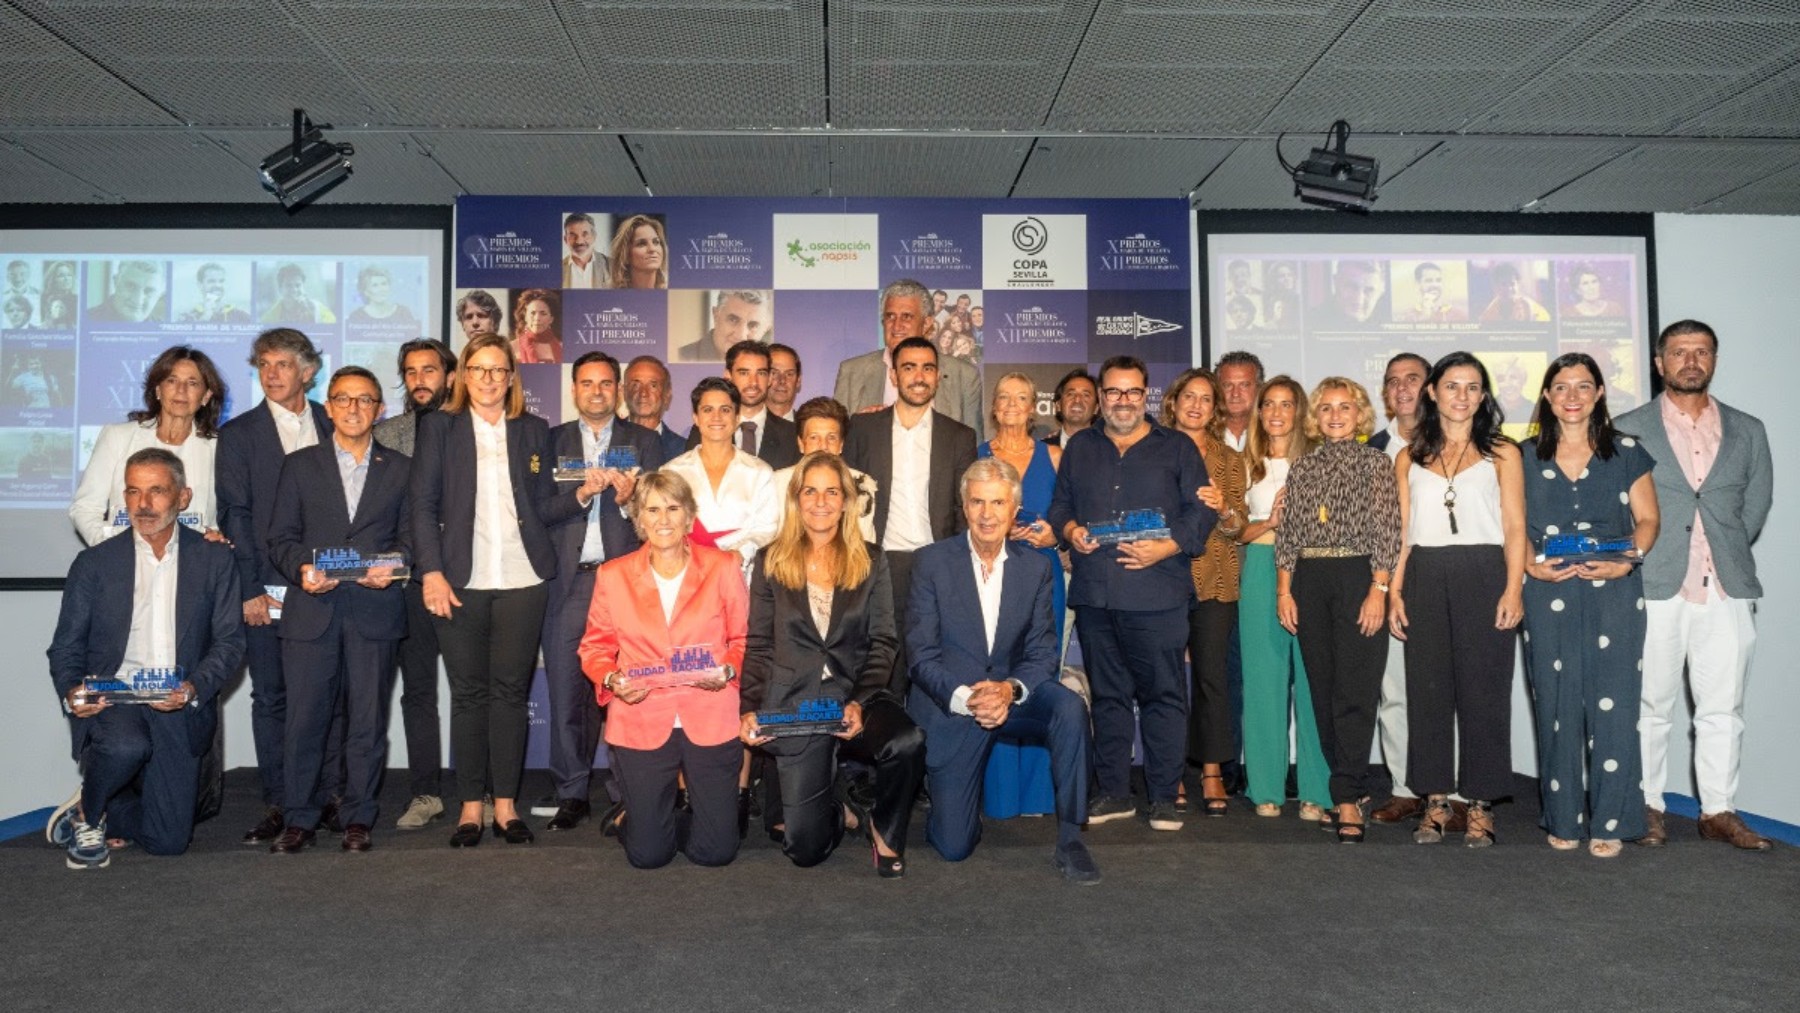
1335, 801, 1367, 844
491, 819, 535, 845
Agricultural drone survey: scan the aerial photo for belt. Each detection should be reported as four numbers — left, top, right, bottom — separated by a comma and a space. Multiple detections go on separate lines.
1298, 546, 1363, 559
576, 560, 602, 572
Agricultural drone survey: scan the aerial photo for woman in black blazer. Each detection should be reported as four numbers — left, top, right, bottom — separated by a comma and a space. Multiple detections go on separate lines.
740, 451, 924, 875
412, 332, 594, 847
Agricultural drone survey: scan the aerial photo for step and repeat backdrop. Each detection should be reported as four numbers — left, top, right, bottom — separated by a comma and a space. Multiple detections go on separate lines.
453, 197, 1193, 435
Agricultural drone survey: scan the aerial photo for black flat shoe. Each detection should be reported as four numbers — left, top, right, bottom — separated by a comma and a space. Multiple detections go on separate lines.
448, 822, 483, 848
492, 819, 535, 845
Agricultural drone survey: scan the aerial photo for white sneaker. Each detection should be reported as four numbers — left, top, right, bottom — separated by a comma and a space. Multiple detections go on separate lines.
394, 795, 444, 830
47, 787, 81, 846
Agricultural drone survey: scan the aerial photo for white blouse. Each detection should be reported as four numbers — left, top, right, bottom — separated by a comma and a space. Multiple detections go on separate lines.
70, 420, 218, 546
661, 447, 779, 578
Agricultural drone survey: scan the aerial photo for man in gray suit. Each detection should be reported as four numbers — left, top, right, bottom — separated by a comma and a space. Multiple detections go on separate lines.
833, 278, 985, 438
1618, 319, 1773, 851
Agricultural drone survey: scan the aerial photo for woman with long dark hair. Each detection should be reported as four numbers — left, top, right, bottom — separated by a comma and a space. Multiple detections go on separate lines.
1275, 378, 1402, 843
1388, 351, 1527, 846
70, 344, 227, 545
1520, 352, 1658, 858
510, 288, 562, 364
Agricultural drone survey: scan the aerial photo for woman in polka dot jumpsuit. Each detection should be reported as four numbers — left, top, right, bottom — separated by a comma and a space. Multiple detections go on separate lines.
1521, 353, 1660, 858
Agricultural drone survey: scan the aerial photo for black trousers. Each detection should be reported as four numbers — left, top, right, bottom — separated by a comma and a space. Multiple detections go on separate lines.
542, 569, 603, 800
1186, 598, 1238, 766
1077, 604, 1190, 803
611, 729, 742, 869
395, 580, 443, 798
434, 583, 548, 802
1292, 556, 1389, 805
884, 549, 916, 700
762, 694, 925, 861
282, 612, 397, 830
1401, 545, 1516, 800
79, 706, 197, 856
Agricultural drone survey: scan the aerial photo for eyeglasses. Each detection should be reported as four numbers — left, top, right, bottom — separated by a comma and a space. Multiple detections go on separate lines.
1100, 387, 1147, 402
328, 394, 380, 410
465, 365, 512, 382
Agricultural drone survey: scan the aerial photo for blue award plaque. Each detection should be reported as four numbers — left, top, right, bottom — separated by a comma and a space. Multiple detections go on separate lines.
112, 510, 204, 531
554, 445, 642, 481
1536, 533, 1635, 564
74, 666, 184, 706
312, 547, 411, 580
755, 697, 847, 738
626, 645, 728, 689
1087, 508, 1171, 545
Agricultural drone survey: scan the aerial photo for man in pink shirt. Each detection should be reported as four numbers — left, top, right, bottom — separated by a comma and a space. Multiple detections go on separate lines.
1617, 320, 1774, 851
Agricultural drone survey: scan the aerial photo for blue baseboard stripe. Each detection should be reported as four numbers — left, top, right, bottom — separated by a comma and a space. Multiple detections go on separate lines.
0, 807, 53, 844
1663, 794, 1800, 847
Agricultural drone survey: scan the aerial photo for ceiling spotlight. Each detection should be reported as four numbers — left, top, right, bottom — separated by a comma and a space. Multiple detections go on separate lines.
1278, 120, 1379, 212
258, 108, 353, 210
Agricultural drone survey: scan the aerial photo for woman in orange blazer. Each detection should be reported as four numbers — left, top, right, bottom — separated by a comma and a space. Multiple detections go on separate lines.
580, 470, 748, 869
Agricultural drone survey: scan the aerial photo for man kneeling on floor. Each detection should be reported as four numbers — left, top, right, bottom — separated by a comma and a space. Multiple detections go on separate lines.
48, 448, 244, 869
905, 458, 1100, 884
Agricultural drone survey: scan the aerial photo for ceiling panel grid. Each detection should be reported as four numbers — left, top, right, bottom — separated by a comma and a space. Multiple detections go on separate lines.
417, 131, 646, 195
0, 2, 184, 126
626, 133, 830, 195
1012, 136, 1236, 197
1532, 141, 1800, 212
825, 134, 1032, 196
1373, 138, 1636, 211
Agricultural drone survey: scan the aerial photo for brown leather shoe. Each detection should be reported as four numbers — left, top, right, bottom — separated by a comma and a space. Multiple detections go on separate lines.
1371, 796, 1422, 824
1636, 806, 1667, 847
342, 823, 373, 852
269, 826, 315, 854
1698, 811, 1772, 852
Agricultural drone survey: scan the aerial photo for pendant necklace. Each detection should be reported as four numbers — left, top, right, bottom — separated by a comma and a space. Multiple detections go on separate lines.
1440, 441, 1472, 536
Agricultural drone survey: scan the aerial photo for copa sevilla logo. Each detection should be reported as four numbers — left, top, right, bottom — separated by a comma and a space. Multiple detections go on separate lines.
983, 214, 1086, 290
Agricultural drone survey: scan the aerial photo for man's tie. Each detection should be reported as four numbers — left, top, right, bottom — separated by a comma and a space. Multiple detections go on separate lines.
739, 420, 756, 454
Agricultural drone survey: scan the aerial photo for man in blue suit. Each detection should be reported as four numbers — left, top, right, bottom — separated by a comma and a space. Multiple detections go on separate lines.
623, 355, 690, 463
906, 458, 1099, 884
535, 350, 665, 830
217, 327, 338, 845
265, 366, 412, 853
48, 448, 245, 868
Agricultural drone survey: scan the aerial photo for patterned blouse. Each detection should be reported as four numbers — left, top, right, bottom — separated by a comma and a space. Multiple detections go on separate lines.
1190, 432, 1248, 603
1274, 438, 1402, 574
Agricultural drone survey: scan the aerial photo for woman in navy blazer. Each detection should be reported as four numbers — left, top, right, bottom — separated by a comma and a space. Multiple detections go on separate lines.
411, 332, 592, 847
741, 452, 923, 875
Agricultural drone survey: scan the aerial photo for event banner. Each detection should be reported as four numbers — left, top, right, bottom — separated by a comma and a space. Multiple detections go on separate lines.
453, 197, 1192, 433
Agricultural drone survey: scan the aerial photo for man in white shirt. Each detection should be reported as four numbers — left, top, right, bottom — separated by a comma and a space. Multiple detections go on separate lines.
560, 213, 609, 289
904, 457, 1097, 882
49, 448, 244, 868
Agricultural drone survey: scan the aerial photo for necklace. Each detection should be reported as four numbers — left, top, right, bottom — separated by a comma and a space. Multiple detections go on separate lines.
1439, 441, 1473, 536
991, 436, 1033, 455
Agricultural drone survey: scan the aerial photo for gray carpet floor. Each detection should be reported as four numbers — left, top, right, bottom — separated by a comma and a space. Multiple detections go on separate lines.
3, 770, 1795, 1013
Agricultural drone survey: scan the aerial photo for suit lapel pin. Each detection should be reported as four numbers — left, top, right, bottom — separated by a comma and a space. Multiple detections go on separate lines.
530, 453, 541, 474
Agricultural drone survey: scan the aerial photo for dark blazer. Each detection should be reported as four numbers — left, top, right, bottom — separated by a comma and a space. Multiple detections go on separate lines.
904, 534, 1057, 715
47, 526, 245, 756
741, 547, 896, 750
218, 398, 332, 598
843, 407, 977, 545
685, 410, 800, 470
410, 409, 587, 588
266, 441, 412, 642
651, 421, 687, 464
546, 416, 667, 601
1366, 428, 1392, 454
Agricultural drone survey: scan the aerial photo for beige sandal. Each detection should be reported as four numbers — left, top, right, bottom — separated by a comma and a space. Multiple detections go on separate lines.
1546, 834, 1579, 851
1254, 802, 1281, 818
1588, 839, 1622, 859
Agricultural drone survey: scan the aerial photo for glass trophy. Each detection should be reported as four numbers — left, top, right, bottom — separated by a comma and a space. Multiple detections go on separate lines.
1536, 533, 1635, 564
624, 645, 729, 689
311, 547, 411, 581
755, 697, 848, 738
1087, 508, 1171, 545
74, 666, 184, 706
554, 444, 643, 481
112, 510, 203, 531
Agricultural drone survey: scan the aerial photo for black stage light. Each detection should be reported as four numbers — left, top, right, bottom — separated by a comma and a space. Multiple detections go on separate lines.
1278, 120, 1379, 212
258, 109, 353, 210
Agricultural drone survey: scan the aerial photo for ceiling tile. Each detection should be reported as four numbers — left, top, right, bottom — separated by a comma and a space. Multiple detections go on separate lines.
1012, 136, 1236, 198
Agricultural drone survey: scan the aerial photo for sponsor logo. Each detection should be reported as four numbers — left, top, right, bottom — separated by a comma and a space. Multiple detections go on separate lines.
984, 214, 1086, 290
461, 231, 546, 271
573, 306, 656, 348
773, 214, 879, 289
1093, 312, 1183, 339
1099, 232, 1180, 274
993, 305, 1077, 346
1012, 217, 1049, 256
784, 237, 873, 267
891, 232, 970, 273
681, 232, 759, 271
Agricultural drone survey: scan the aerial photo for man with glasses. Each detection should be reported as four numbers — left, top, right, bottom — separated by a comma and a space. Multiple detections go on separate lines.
622, 355, 688, 462
1050, 355, 1213, 832
218, 328, 341, 845
534, 351, 665, 830
686, 340, 797, 470
263, 367, 412, 853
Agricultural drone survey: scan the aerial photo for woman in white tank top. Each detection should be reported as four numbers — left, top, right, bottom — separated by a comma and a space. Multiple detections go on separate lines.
1387, 352, 1527, 847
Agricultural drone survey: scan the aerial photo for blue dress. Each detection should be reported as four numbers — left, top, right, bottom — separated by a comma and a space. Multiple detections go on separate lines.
979, 439, 1064, 818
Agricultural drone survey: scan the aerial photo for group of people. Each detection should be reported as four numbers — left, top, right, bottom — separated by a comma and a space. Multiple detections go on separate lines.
45, 277, 1773, 880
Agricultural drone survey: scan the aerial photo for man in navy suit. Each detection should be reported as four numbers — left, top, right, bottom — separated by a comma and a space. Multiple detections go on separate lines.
265, 367, 412, 853
535, 350, 665, 830
48, 448, 245, 868
623, 355, 688, 463
217, 327, 338, 845
906, 458, 1098, 884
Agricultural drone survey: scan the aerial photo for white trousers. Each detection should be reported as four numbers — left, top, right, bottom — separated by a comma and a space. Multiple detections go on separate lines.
1375, 637, 1412, 796
1639, 595, 1756, 816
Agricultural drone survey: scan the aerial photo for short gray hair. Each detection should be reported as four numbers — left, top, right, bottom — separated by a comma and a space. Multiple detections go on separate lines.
125, 446, 185, 491
879, 278, 932, 319
628, 469, 699, 538
959, 457, 1021, 506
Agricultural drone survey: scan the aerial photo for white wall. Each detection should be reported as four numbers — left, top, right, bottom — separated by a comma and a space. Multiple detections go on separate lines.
1648, 214, 1800, 825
